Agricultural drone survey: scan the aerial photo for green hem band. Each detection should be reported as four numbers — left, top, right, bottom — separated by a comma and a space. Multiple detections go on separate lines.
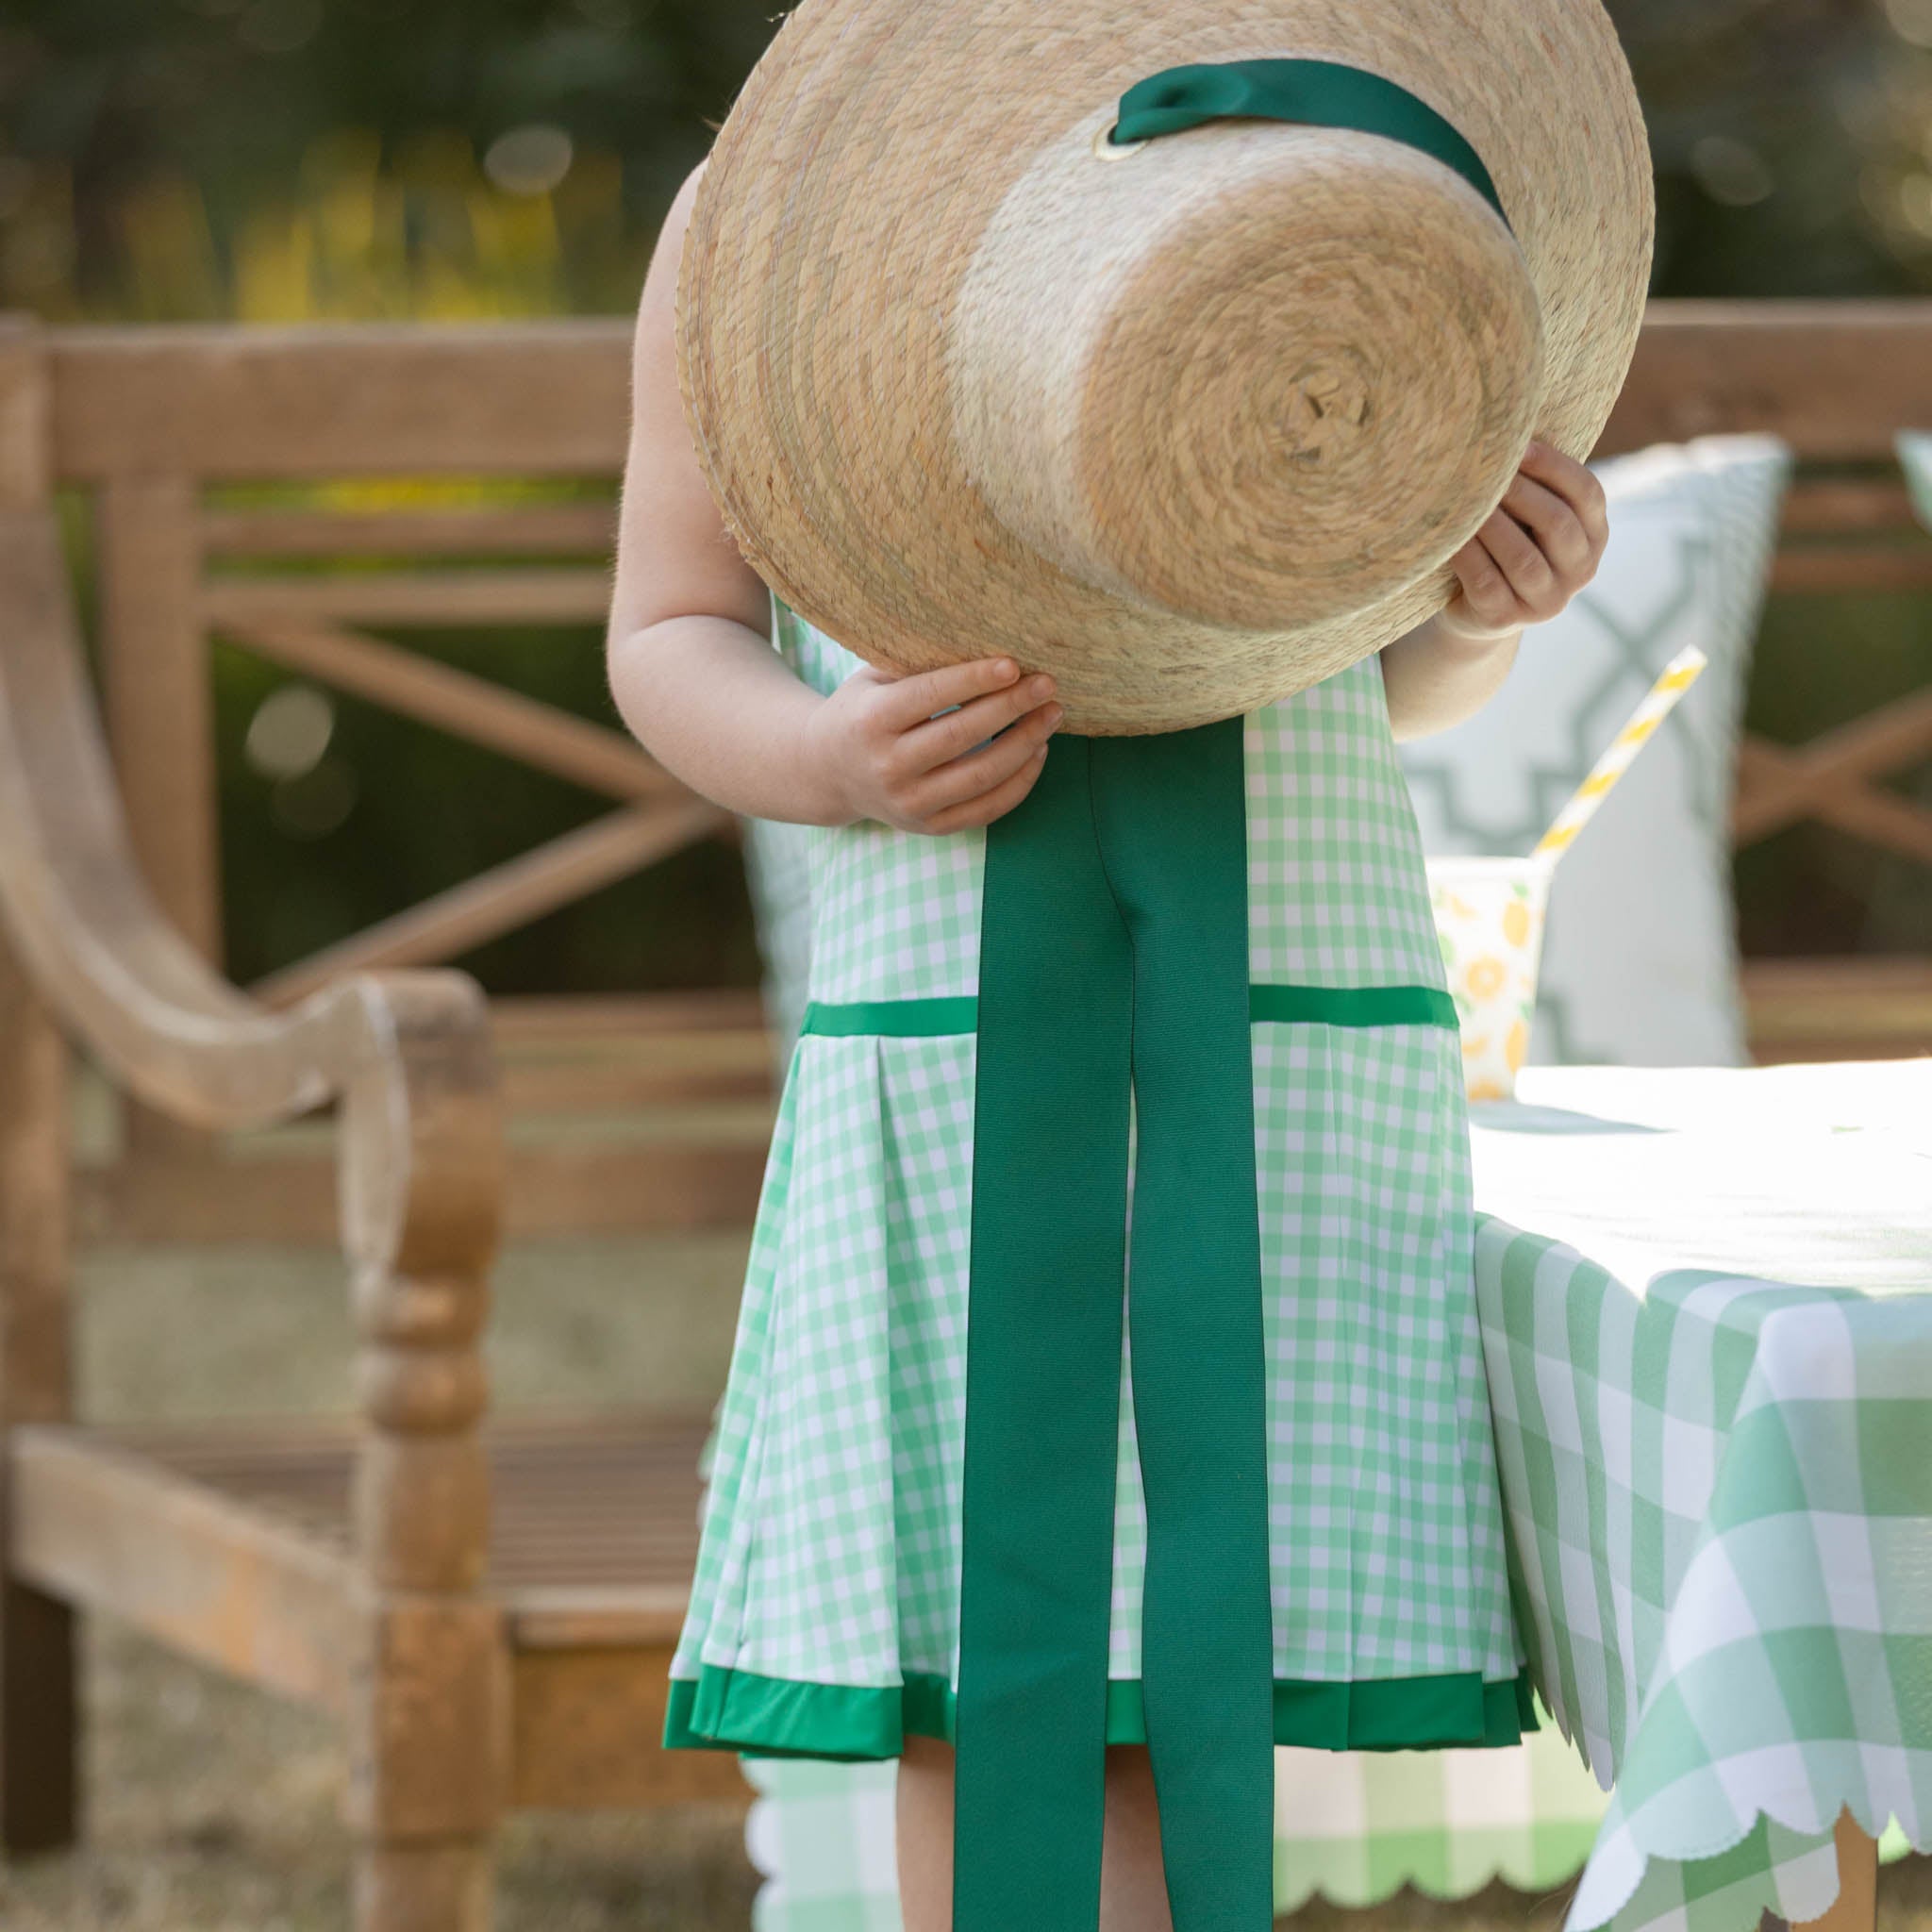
800, 984, 1456, 1041
663, 1663, 1539, 1762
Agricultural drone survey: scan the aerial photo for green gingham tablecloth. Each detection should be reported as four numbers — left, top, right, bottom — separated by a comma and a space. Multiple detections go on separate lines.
738, 1058, 1930, 1931
1470, 1058, 1929, 1932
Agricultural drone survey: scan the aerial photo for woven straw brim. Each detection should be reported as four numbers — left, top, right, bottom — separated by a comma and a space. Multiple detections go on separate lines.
680, 0, 1654, 735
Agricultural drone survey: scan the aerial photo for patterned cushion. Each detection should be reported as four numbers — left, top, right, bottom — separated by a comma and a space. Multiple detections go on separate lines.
1900, 430, 1932, 525
1398, 434, 1793, 1068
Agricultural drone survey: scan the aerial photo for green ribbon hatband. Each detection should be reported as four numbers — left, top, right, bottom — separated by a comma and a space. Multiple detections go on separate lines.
1108, 58, 1512, 233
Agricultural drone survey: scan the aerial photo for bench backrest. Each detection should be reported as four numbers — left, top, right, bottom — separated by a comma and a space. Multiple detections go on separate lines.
12, 303, 1932, 1010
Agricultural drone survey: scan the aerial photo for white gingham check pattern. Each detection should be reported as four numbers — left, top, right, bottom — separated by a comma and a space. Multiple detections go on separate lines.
672, 607, 1524, 1698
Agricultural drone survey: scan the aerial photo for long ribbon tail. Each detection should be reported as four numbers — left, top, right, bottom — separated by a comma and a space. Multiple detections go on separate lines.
955, 733, 1132, 1930
1097, 720, 1275, 1930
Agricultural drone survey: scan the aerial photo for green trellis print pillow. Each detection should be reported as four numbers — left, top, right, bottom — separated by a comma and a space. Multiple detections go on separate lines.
1398, 434, 1792, 1069
1900, 430, 1932, 525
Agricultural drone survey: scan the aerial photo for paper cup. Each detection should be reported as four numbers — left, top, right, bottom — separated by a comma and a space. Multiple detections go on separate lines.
1426, 855, 1557, 1102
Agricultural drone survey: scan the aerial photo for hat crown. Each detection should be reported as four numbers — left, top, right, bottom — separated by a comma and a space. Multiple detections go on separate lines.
949, 109, 1544, 631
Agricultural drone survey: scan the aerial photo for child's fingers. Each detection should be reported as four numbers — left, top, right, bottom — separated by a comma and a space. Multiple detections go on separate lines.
1471, 506, 1553, 608
1519, 440, 1609, 545
921, 740, 1052, 834
896, 674, 1058, 774
1499, 472, 1594, 581
874, 655, 1027, 729
1444, 534, 1524, 637
907, 698, 1063, 816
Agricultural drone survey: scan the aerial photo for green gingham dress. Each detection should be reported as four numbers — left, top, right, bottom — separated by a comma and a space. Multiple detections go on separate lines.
666, 603, 1534, 1926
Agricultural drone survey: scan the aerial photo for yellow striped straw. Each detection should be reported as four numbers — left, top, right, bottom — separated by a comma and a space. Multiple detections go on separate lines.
1531, 644, 1709, 862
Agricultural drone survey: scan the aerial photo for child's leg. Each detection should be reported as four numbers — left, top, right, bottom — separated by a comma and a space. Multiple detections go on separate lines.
896, 1737, 955, 1932
1100, 1745, 1174, 1932
896, 1738, 1174, 1932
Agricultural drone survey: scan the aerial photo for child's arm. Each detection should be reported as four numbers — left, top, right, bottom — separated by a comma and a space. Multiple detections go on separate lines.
1381, 441, 1609, 742
606, 167, 1063, 833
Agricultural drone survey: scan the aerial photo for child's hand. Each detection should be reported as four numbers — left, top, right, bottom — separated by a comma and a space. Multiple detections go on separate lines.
803, 657, 1064, 834
1437, 441, 1609, 644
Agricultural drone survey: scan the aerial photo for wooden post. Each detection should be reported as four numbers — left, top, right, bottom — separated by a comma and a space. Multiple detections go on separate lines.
92, 473, 219, 963
0, 939, 77, 1855
92, 469, 218, 1163
339, 974, 507, 1932
0, 313, 78, 1857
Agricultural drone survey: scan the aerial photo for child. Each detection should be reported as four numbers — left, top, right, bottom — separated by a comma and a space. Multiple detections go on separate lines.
610, 154, 1607, 1932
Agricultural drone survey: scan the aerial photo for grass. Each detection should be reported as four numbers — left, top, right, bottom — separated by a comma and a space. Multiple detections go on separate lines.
0, 1229, 1927, 1930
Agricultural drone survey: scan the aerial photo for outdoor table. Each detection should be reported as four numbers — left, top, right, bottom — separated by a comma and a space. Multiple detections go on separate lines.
1470, 1056, 1928, 1932
740, 1058, 1931, 1932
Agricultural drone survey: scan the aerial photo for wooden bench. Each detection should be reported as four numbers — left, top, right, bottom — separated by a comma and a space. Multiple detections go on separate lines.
0, 304, 1927, 1932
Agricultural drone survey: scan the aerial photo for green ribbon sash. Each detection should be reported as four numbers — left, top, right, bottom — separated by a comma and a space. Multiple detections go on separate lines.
1108, 58, 1511, 232
954, 722, 1275, 1932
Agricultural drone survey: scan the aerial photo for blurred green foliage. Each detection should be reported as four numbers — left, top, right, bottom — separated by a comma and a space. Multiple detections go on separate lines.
4, 0, 1932, 991
5, 0, 1932, 318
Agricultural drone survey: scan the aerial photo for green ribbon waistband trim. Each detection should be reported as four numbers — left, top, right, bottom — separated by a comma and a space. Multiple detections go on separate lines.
1109, 58, 1510, 232
1248, 982, 1458, 1028
664, 1663, 1540, 1762
800, 995, 981, 1038
800, 983, 1456, 1039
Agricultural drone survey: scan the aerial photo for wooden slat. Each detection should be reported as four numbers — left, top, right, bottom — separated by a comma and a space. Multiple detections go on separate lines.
1769, 548, 1932, 595
76, 1131, 769, 1245
1735, 754, 1932, 872
505, 1587, 692, 1651
1598, 302, 1932, 461
503, 1048, 773, 1116
202, 504, 617, 559
1741, 957, 1932, 1053
51, 309, 1909, 479
44, 306, 1932, 482
224, 615, 679, 807
204, 567, 613, 628
1734, 696, 1932, 846
510, 1645, 750, 1808
8, 1425, 358, 1714
253, 799, 731, 1008
50, 321, 633, 481
1779, 478, 1919, 537
76, 1411, 715, 1607
490, 991, 768, 1041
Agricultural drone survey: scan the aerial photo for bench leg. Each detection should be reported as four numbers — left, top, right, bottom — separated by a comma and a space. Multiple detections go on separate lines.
354, 1840, 495, 1932
346, 1590, 507, 1932
0, 1577, 76, 1854
336, 973, 505, 1931
0, 958, 77, 1855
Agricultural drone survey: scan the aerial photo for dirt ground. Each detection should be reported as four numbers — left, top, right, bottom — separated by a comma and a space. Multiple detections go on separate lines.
1, 1231, 1926, 1932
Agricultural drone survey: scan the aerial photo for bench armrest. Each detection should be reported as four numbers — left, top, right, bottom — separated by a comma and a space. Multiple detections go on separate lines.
0, 505, 501, 1286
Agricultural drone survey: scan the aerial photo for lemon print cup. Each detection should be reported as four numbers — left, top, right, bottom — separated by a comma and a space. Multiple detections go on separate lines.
1426, 855, 1557, 1102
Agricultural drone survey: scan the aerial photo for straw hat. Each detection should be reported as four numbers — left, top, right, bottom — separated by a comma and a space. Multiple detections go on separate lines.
678, 0, 1654, 735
